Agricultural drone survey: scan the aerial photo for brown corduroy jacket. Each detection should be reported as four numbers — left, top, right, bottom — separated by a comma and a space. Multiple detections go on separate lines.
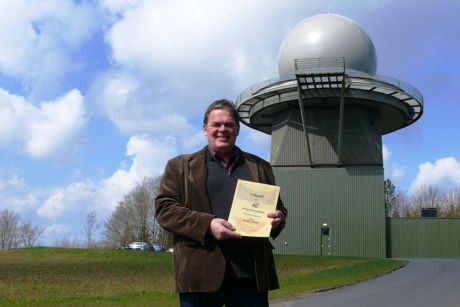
155, 147, 286, 293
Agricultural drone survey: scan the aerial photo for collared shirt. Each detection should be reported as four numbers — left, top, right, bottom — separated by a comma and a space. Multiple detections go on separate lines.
207, 146, 241, 174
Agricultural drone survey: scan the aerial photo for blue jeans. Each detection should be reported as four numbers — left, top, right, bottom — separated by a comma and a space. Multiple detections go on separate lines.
179, 278, 269, 307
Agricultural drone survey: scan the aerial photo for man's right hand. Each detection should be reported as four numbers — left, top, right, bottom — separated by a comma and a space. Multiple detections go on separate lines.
209, 218, 242, 240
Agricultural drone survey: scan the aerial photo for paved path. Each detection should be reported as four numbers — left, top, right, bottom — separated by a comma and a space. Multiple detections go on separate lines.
271, 259, 460, 307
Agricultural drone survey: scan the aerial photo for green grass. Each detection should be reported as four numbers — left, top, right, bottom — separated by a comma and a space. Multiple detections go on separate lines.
270, 255, 405, 301
0, 247, 404, 306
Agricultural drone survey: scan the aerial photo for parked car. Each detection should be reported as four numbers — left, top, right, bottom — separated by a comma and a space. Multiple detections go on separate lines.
116, 242, 164, 252
128, 242, 151, 251
152, 244, 162, 252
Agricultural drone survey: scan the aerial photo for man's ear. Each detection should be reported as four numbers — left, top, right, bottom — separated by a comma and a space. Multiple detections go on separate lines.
203, 124, 208, 137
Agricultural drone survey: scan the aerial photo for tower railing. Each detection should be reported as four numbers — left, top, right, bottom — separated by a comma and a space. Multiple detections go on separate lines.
294, 57, 345, 74
235, 57, 423, 106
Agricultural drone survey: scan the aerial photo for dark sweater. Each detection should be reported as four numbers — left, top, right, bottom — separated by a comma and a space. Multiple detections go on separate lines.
205, 148, 254, 278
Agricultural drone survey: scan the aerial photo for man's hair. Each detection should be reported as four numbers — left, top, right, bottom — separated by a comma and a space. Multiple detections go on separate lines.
203, 99, 240, 127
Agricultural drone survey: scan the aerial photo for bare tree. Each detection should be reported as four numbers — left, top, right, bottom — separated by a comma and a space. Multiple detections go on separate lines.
149, 176, 173, 248
53, 237, 82, 248
0, 209, 20, 249
104, 176, 169, 248
440, 187, 460, 218
104, 198, 136, 247
399, 192, 419, 217
156, 223, 173, 249
83, 210, 99, 248
19, 221, 45, 248
409, 185, 441, 217
128, 177, 153, 243
394, 185, 460, 218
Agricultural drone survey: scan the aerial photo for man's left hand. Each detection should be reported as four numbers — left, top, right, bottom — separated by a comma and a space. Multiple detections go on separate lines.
267, 210, 285, 229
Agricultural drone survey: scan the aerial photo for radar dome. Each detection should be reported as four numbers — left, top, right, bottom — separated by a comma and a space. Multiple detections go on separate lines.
278, 14, 377, 76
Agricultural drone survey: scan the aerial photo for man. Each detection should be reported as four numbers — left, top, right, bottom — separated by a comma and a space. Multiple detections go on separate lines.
155, 99, 287, 306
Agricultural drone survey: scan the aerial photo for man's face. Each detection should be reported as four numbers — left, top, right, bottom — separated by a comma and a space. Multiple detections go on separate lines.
203, 108, 239, 157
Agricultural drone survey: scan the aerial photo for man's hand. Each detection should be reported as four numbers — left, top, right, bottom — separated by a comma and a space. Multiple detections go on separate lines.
267, 210, 285, 229
209, 218, 242, 240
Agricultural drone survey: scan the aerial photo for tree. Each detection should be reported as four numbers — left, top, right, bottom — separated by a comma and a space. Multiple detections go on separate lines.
127, 178, 152, 243
0, 209, 45, 249
383, 179, 404, 217
0, 209, 20, 249
396, 192, 416, 217
155, 222, 173, 249
411, 185, 441, 217
83, 210, 99, 248
386, 184, 460, 218
440, 187, 460, 218
103, 176, 167, 248
384, 179, 396, 217
104, 200, 135, 247
19, 221, 45, 248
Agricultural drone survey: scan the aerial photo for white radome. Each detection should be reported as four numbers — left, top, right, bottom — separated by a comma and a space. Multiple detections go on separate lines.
278, 14, 377, 76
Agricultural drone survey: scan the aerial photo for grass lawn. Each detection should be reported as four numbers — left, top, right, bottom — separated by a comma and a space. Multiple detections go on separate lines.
0, 247, 404, 306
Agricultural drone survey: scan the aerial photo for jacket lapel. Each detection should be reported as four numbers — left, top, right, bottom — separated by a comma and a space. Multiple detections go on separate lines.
243, 152, 260, 182
188, 147, 212, 213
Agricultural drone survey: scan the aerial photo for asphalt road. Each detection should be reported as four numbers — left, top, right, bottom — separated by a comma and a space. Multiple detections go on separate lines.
271, 259, 460, 307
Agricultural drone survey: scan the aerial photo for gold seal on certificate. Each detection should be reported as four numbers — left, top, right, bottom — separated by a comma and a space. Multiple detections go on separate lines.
228, 179, 280, 237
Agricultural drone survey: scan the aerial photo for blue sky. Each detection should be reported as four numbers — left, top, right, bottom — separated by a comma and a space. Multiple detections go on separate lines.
0, 0, 459, 245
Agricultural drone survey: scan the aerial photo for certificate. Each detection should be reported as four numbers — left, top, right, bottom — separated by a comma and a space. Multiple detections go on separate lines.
228, 179, 280, 237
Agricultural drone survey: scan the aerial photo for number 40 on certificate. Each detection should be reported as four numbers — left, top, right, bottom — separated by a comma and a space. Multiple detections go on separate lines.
227, 179, 280, 237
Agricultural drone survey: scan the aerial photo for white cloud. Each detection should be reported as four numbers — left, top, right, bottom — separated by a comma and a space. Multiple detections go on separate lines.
90, 70, 196, 135
41, 224, 72, 244
0, 0, 99, 97
34, 134, 176, 223
37, 181, 97, 220
238, 126, 271, 161
382, 144, 390, 165
382, 144, 405, 183
391, 166, 405, 180
0, 175, 39, 214
106, 0, 292, 71
123, 113, 191, 136
182, 129, 207, 150
104, 0, 290, 90
95, 135, 178, 213
90, 0, 310, 137
26, 90, 86, 158
126, 135, 176, 177
0, 89, 34, 143
227, 48, 277, 94
100, 72, 140, 112
409, 157, 460, 193
0, 88, 87, 159
101, 0, 141, 14
36, 134, 177, 221
45, 224, 71, 234
107, 1, 232, 71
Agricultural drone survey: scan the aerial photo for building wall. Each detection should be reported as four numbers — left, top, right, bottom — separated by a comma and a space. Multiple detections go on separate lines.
272, 166, 386, 258
270, 105, 382, 167
387, 218, 460, 258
